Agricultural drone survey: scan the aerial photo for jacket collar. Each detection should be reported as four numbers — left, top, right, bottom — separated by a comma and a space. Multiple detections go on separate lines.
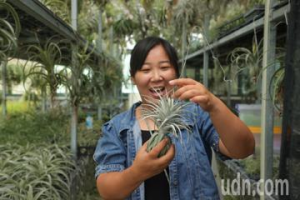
117, 101, 142, 133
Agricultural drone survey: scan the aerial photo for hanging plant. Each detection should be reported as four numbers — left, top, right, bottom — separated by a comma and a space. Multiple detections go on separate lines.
269, 66, 285, 114
0, 0, 21, 60
23, 36, 66, 108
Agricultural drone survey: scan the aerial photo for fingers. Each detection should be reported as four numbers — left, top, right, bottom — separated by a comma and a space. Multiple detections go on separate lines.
174, 86, 201, 100
149, 138, 171, 158
133, 138, 174, 180
152, 138, 175, 163
190, 96, 209, 104
169, 78, 197, 87
169, 78, 215, 112
161, 144, 175, 161
169, 78, 206, 99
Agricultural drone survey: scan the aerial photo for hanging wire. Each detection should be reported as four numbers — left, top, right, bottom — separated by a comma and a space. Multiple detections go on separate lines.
201, 29, 233, 83
179, 31, 192, 79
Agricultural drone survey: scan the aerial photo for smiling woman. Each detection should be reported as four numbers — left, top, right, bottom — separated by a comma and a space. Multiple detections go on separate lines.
131, 44, 177, 101
93, 36, 255, 200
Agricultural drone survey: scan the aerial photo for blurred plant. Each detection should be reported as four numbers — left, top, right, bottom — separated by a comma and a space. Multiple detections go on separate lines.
0, 143, 76, 199
0, 100, 30, 115
89, 50, 123, 120
269, 66, 285, 113
63, 43, 95, 107
77, 1, 100, 42
38, 0, 70, 22
0, 109, 69, 145
239, 154, 280, 181
0, 62, 23, 93
210, 56, 231, 95
229, 36, 286, 107
113, 17, 138, 41
77, 118, 102, 146
228, 37, 264, 103
229, 37, 263, 85
61, 42, 97, 158
23, 36, 67, 109
0, 0, 21, 116
0, 0, 20, 60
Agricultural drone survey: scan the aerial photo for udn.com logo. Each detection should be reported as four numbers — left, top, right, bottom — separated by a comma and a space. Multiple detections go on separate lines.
221, 173, 289, 196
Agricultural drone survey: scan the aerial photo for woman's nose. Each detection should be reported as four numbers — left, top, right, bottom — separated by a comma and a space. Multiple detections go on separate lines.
151, 69, 163, 81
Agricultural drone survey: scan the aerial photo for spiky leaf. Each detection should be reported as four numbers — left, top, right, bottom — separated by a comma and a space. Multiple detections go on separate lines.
146, 132, 171, 157
141, 91, 191, 156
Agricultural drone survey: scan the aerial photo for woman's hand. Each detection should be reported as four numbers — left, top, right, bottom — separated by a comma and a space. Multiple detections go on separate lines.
132, 138, 175, 181
97, 138, 174, 200
170, 78, 255, 159
169, 78, 217, 113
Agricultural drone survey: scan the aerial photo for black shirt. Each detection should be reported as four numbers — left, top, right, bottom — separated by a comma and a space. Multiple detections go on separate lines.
141, 130, 170, 200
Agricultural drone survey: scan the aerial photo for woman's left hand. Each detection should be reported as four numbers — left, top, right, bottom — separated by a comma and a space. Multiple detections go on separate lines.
169, 78, 217, 113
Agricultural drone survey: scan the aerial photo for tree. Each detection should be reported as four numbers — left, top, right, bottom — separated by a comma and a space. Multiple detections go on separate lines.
0, 0, 20, 116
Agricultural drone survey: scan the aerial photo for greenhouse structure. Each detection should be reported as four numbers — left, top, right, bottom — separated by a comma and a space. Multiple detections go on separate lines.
0, 0, 299, 199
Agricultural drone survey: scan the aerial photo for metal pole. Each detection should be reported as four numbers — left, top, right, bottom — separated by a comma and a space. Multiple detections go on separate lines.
1, 61, 8, 117
181, 16, 187, 77
97, 7, 103, 120
71, 0, 78, 160
96, 8, 102, 53
260, 0, 276, 199
203, 14, 210, 88
279, 1, 300, 198
71, 0, 77, 31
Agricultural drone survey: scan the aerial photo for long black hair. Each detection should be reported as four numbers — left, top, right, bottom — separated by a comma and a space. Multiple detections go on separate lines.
130, 36, 180, 77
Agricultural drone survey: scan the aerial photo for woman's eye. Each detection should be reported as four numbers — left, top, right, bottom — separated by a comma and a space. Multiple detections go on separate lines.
161, 66, 170, 70
140, 68, 150, 73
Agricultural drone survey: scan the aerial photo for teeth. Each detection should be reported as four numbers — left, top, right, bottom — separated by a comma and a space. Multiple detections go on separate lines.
151, 87, 164, 92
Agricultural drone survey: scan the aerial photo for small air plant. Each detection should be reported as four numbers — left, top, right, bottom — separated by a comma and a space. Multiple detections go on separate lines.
141, 90, 191, 157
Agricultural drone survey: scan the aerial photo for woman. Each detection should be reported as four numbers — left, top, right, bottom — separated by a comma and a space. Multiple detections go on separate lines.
94, 36, 255, 200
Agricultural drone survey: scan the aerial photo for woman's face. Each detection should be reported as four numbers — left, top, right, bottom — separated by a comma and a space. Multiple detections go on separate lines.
131, 44, 177, 104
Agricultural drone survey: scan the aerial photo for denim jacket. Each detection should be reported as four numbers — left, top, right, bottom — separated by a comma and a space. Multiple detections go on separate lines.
94, 101, 225, 200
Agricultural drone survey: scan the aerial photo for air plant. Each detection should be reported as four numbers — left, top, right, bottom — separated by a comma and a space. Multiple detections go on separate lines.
141, 90, 191, 157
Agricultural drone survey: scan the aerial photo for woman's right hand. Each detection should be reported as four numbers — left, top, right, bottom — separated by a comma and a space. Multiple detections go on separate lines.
131, 138, 175, 181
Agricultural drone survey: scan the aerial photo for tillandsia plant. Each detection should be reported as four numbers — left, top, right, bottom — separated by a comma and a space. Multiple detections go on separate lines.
141, 90, 191, 157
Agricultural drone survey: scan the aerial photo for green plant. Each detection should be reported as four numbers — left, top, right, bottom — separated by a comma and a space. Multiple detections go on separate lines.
239, 154, 280, 181
269, 66, 285, 113
77, 1, 100, 41
0, 0, 21, 116
141, 93, 191, 157
0, 62, 24, 93
0, 0, 21, 60
228, 38, 263, 98
62, 43, 96, 107
77, 119, 102, 146
0, 110, 69, 145
0, 100, 30, 115
76, 156, 100, 200
38, 0, 70, 23
23, 37, 66, 108
228, 37, 286, 105
0, 143, 76, 199
88, 50, 123, 121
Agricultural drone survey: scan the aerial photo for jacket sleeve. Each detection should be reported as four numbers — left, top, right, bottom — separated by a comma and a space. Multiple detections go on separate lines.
93, 121, 127, 178
197, 106, 231, 161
